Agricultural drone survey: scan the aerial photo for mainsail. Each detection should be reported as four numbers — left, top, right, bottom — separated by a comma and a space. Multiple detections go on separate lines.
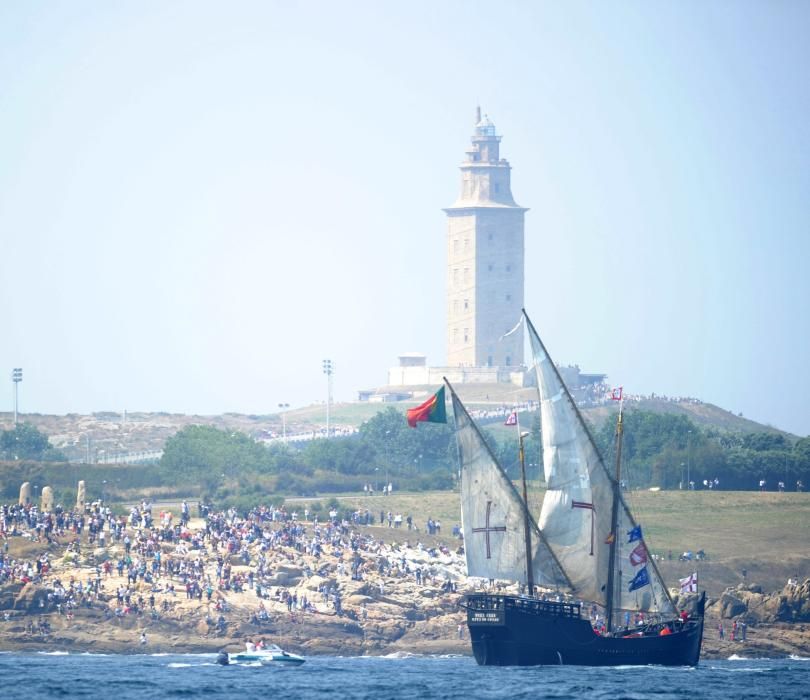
524, 311, 676, 616
449, 381, 570, 589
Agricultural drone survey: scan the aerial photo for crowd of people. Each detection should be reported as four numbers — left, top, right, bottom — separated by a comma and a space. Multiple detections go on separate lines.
0, 497, 467, 642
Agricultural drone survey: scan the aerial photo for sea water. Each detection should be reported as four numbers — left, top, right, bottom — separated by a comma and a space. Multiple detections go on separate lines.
1, 652, 808, 699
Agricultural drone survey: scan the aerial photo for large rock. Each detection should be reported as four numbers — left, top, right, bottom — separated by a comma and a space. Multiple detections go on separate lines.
19, 482, 31, 506
265, 565, 304, 587
12, 583, 49, 612
301, 574, 330, 592
719, 591, 747, 618
716, 580, 810, 623
77, 480, 86, 511
346, 594, 374, 606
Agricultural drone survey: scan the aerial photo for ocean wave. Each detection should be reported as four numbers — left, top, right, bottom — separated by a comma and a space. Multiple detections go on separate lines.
727, 654, 751, 661
380, 652, 424, 659
36, 651, 69, 656
788, 654, 810, 661
167, 662, 218, 668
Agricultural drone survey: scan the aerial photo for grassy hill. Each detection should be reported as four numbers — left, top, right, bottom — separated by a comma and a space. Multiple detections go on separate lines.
316, 488, 810, 596
0, 381, 796, 465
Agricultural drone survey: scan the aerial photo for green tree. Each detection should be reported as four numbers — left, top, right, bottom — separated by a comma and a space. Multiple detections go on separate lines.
301, 438, 378, 475
793, 436, 810, 469
742, 432, 790, 452
0, 423, 63, 461
357, 407, 453, 475
160, 425, 272, 495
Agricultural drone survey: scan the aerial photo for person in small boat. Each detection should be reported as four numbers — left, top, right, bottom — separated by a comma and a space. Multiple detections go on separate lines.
256, 638, 266, 650
245, 637, 256, 652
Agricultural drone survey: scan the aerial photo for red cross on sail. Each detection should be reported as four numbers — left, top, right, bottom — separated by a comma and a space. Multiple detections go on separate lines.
471, 501, 507, 559
572, 500, 596, 556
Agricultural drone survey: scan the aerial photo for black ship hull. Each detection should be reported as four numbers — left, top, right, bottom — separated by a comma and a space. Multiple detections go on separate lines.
465, 594, 704, 667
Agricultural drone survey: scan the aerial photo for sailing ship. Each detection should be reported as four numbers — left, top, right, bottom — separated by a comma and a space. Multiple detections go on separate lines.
450, 310, 705, 666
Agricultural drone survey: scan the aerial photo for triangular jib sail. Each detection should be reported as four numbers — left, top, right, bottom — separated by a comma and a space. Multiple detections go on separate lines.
448, 380, 570, 590
523, 310, 676, 616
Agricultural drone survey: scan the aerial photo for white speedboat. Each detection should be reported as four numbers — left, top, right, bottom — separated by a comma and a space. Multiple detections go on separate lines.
226, 644, 305, 665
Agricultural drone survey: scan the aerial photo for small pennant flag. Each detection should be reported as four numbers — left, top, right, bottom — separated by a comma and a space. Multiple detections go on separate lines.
628, 566, 650, 592
604, 532, 615, 545
504, 411, 518, 426
679, 572, 698, 594
629, 542, 648, 566
627, 524, 643, 543
498, 316, 523, 341
610, 386, 623, 401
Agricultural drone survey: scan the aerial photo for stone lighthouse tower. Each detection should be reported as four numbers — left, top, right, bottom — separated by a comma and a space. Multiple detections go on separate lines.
444, 109, 527, 369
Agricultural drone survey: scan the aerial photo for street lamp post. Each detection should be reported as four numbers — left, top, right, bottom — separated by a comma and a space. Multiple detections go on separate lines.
12, 368, 22, 426
322, 359, 333, 438
278, 403, 290, 442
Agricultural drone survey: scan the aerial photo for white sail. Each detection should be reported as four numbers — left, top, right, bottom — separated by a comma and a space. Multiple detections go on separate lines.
526, 316, 614, 605
450, 384, 569, 589
525, 311, 676, 615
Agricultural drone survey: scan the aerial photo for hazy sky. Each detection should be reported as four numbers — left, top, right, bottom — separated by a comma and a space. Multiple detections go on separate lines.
1, 2, 808, 436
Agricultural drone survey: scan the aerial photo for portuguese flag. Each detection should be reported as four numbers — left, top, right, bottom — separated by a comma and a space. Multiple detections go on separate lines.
406, 386, 447, 428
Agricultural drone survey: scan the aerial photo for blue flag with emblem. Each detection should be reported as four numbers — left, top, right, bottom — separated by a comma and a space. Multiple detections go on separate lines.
627, 524, 642, 543
628, 566, 650, 592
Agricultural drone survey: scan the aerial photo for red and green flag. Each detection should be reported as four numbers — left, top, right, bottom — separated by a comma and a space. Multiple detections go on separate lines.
406, 386, 447, 428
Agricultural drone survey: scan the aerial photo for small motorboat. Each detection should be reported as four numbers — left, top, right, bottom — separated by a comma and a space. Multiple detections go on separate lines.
228, 644, 305, 665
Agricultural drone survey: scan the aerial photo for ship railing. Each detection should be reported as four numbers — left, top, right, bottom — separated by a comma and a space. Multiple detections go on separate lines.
464, 594, 581, 619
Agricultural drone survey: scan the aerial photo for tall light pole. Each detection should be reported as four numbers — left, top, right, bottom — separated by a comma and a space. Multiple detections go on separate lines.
12, 368, 22, 426
322, 359, 333, 438
278, 402, 290, 442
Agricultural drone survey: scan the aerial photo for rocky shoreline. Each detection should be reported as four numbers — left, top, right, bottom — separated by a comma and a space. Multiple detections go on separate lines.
2, 513, 810, 661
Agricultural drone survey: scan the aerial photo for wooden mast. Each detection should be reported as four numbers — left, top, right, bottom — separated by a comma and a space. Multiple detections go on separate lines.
605, 399, 624, 632
518, 430, 534, 595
